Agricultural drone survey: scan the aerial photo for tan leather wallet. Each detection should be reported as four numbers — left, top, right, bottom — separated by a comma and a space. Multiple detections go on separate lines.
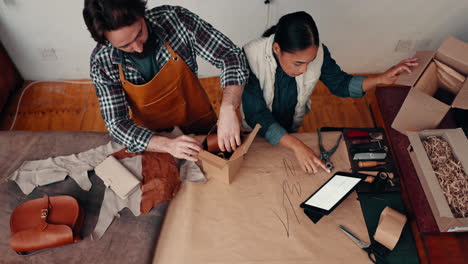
94, 155, 141, 199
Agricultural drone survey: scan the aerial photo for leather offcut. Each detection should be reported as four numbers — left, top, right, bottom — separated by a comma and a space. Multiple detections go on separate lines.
111, 149, 181, 214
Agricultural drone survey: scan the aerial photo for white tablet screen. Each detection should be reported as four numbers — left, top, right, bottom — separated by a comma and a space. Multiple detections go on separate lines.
305, 175, 361, 211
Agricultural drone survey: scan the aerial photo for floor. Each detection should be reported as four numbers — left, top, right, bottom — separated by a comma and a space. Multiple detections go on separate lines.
0, 77, 380, 132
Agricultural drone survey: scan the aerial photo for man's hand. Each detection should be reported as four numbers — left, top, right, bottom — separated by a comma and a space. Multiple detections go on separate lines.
218, 84, 244, 152
218, 104, 241, 152
279, 134, 330, 174
146, 135, 202, 162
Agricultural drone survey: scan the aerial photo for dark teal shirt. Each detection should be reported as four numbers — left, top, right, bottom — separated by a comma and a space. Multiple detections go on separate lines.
125, 21, 162, 83
242, 44, 366, 145
126, 28, 161, 83
127, 51, 160, 83
271, 62, 297, 133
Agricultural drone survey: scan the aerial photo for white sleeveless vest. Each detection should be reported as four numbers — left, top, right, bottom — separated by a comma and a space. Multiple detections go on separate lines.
242, 34, 324, 131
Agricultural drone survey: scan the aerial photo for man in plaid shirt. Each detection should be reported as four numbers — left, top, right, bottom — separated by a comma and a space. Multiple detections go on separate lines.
83, 0, 248, 161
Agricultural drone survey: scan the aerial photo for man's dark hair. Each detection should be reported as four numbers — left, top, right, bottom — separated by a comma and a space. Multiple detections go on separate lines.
263, 11, 320, 53
83, 0, 147, 44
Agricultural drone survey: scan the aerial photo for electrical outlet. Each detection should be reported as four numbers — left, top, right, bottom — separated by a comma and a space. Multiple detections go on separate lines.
395, 40, 413, 53
40, 48, 58, 61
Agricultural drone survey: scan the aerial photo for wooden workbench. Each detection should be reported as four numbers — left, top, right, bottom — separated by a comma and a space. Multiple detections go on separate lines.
154, 132, 373, 264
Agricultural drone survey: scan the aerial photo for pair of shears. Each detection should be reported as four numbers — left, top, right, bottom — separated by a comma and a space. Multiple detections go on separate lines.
318, 128, 342, 170
339, 225, 387, 263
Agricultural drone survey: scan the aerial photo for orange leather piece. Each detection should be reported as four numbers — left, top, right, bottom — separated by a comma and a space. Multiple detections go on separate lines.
206, 134, 221, 153
112, 149, 181, 214
9, 195, 84, 253
205, 132, 243, 154
118, 42, 216, 134
10, 224, 74, 253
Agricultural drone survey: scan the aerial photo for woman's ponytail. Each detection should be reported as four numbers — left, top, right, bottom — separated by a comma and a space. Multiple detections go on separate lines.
262, 25, 277, 38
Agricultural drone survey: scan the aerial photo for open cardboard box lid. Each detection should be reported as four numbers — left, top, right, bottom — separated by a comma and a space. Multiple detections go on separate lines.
395, 36, 468, 110
395, 50, 436, 87
198, 124, 261, 168
453, 80, 468, 109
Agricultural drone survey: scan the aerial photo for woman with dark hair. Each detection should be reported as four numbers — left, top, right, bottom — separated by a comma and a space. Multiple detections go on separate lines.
242, 11, 417, 173
83, 0, 249, 161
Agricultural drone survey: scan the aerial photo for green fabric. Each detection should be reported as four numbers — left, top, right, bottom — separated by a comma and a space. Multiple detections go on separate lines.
357, 192, 420, 264
126, 26, 161, 83
241, 64, 294, 144
264, 123, 288, 145
349, 75, 366, 98
127, 51, 160, 83
319, 44, 355, 98
272, 63, 297, 134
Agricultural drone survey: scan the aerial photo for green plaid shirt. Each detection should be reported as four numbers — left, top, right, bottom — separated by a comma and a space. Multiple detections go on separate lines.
90, 5, 248, 152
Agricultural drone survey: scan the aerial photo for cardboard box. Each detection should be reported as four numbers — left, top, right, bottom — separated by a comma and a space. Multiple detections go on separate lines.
407, 128, 468, 232
198, 124, 261, 184
392, 36, 468, 134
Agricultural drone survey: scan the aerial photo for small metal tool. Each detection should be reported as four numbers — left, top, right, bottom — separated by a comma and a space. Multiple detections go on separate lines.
353, 152, 387, 161
318, 128, 343, 170
378, 170, 395, 187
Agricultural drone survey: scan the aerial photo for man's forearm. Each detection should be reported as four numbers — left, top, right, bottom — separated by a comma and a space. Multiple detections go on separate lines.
221, 85, 244, 110
146, 135, 170, 153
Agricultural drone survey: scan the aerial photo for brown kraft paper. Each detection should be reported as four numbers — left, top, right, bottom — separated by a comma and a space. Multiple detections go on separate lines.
153, 132, 372, 264
373, 206, 407, 250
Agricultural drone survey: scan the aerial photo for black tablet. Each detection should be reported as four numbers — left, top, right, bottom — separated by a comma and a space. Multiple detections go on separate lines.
300, 172, 364, 215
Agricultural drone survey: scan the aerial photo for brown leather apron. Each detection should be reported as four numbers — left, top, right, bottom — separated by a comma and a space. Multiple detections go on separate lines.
118, 42, 216, 134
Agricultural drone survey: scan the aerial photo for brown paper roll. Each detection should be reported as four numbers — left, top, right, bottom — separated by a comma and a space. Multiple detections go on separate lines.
206, 134, 220, 152
373, 206, 407, 250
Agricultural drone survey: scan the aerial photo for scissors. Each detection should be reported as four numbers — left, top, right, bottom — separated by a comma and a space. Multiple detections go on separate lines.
317, 128, 342, 170
339, 225, 387, 264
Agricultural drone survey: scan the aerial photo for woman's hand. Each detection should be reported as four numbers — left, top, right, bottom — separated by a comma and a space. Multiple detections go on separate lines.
279, 134, 330, 174
378, 57, 419, 85
362, 58, 418, 92
146, 135, 202, 161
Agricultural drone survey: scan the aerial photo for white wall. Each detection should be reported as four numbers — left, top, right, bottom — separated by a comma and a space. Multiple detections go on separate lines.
271, 0, 468, 73
0, 0, 467, 80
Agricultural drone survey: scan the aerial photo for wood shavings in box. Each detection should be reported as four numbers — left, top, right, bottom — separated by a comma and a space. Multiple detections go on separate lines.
422, 136, 468, 218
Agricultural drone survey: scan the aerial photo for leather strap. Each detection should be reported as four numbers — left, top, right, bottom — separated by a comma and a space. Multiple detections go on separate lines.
38, 195, 50, 231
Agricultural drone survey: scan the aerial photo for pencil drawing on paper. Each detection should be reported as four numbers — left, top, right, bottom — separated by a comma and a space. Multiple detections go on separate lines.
272, 158, 304, 238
